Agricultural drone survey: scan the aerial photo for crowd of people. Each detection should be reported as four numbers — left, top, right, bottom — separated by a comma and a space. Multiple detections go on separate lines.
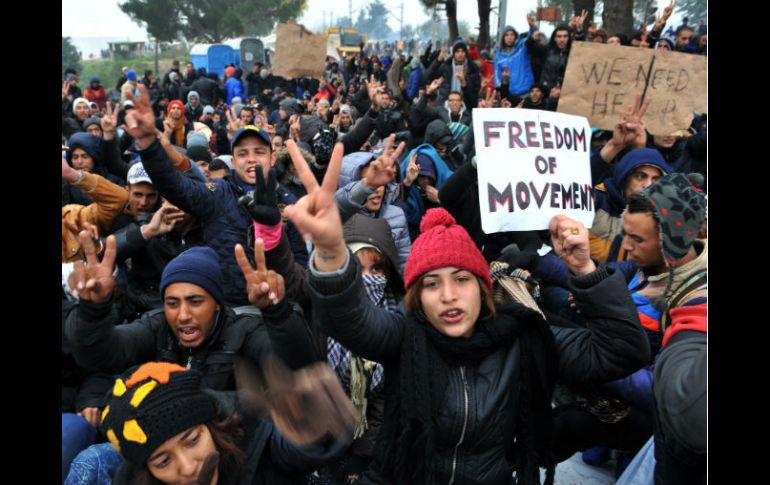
61, 4, 707, 485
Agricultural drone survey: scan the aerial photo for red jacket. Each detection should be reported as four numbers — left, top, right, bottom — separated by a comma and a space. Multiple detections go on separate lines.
84, 86, 107, 110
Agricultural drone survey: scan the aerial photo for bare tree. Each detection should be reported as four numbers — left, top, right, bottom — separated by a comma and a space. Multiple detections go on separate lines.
602, 0, 634, 37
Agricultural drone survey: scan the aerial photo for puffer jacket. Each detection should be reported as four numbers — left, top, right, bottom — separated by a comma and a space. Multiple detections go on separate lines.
336, 152, 411, 274
137, 139, 308, 306
66, 296, 317, 386
307, 252, 650, 484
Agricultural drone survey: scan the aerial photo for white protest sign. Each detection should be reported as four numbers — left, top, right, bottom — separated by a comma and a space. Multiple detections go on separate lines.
472, 108, 594, 233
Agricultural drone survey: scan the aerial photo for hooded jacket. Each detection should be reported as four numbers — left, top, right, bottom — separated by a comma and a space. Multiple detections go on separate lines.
590, 148, 673, 262
336, 152, 412, 274
64, 132, 127, 206
399, 144, 453, 236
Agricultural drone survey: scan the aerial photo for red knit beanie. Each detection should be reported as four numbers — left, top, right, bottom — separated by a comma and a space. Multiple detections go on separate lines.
404, 208, 492, 290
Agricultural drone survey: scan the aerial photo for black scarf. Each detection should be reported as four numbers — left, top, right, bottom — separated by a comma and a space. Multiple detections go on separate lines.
380, 303, 558, 484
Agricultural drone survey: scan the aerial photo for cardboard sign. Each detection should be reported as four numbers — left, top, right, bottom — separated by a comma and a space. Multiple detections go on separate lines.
472, 108, 594, 233
273, 22, 327, 79
558, 42, 707, 135
537, 7, 561, 22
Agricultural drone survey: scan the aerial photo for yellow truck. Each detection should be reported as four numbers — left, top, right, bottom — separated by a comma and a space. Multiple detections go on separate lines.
325, 27, 367, 56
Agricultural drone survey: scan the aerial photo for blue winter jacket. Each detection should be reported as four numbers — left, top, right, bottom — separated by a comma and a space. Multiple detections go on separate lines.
225, 77, 244, 104
137, 140, 307, 306
406, 65, 423, 99
493, 35, 534, 97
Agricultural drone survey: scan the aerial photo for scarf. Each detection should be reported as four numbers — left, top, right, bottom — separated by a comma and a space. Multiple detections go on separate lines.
167, 100, 188, 146
380, 304, 558, 484
327, 274, 399, 437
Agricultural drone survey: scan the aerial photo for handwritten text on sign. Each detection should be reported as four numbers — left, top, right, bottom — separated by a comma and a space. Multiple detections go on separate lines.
558, 42, 706, 135
472, 108, 594, 233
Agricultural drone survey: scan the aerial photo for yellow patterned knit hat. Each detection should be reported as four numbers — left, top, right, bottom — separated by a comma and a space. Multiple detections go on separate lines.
100, 362, 216, 465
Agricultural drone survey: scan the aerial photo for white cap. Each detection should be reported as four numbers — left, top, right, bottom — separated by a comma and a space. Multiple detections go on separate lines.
127, 162, 153, 185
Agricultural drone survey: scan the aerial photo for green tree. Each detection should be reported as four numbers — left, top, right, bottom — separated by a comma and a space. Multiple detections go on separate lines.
366, 0, 393, 39
177, 0, 307, 42
62, 37, 82, 79
120, 0, 183, 76
676, 0, 706, 25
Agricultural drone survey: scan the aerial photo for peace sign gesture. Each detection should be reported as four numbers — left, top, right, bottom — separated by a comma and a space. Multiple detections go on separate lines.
101, 101, 118, 140
283, 140, 347, 271
235, 238, 285, 308
225, 106, 245, 139
478, 88, 496, 108
363, 133, 405, 189
125, 84, 159, 149
571, 9, 588, 32
68, 231, 117, 304
618, 93, 651, 148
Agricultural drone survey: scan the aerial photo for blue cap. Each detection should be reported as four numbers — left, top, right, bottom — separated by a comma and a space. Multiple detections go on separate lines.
230, 125, 271, 152
127, 69, 137, 81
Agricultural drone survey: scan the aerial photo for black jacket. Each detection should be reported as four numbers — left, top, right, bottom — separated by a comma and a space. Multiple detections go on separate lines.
528, 26, 575, 86
188, 76, 222, 107
66, 296, 318, 389
427, 58, 482, 109
308, 253, 649, 484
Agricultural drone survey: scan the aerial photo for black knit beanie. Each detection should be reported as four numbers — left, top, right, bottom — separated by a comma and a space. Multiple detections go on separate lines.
100, 362, 216, 466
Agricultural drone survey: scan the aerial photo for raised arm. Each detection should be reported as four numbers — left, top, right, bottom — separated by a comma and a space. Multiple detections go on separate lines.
283, 140, 406, 362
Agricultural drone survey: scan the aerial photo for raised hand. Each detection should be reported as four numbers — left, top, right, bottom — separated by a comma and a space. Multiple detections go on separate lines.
478, 88, 496, 108
282, 140, 346, 271
234, 356, 358, 447
142, 200, 186, 239
426, 77, 443, 95
62, 155, 80, 183
619, 93, 651, 148
125, 85, 159, 149
225, 106, 245, 138
362, 134, 405, 189
101, 101, 118, 140
235, 238, 285, 308
455, 68, 466, 86
68, 231, 117, 303
662, 0, 676, 21
238, 168, 281, 226
365, 75, 383, 110
404, 153, 420, 187
548, 215, 595, 275
424, 185, 440, 204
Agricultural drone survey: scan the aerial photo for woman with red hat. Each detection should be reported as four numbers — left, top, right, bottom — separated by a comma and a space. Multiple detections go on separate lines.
282, 140, 650, 484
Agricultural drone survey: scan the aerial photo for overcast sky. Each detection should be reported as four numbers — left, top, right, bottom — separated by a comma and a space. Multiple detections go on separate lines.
62, 0, 685, 42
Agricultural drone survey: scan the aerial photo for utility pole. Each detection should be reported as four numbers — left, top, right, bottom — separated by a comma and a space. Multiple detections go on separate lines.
323, 10, 326, 30
432, 3, 438, 45
400, 2, 404, 40
349, 0, 353, 27
497, 0, 508, 46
